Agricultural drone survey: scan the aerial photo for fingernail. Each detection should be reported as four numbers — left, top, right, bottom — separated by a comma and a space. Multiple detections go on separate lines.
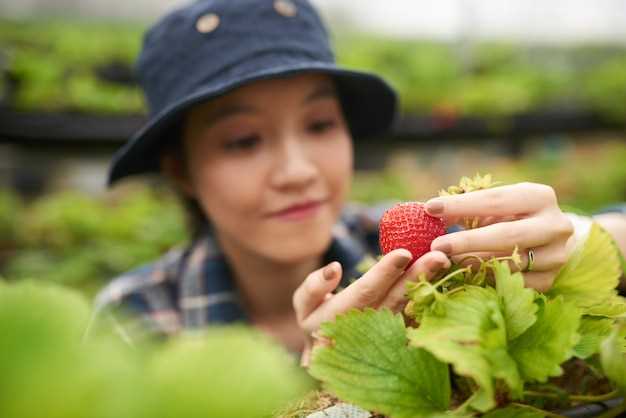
426, 199, 444, 215
429, 259, 444, 271
394, 251, 413, 269
432, 242, 452, 255
323, 262, 337, 280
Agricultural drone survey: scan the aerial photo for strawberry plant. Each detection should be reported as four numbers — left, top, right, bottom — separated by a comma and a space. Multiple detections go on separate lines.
307, 177, 626, 418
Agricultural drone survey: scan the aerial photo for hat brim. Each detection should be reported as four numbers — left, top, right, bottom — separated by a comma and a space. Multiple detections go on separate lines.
107, 63, 397, 186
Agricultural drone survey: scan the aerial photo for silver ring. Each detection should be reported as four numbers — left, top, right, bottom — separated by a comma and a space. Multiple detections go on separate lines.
522, 249, 535, 273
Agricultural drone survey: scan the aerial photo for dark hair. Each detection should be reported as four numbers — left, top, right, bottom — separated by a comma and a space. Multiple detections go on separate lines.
160, 123, 211, 240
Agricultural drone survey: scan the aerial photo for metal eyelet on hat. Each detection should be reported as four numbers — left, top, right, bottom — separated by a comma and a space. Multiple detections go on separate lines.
196, 13, 220, 33
274, 0, 297, 17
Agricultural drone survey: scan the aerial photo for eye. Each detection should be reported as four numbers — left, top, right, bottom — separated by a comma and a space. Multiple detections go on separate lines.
308, 119, 336, 134
223, 134, 261, 151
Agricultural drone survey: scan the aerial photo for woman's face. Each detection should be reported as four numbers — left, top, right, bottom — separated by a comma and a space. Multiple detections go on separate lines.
180, 73, 353, 264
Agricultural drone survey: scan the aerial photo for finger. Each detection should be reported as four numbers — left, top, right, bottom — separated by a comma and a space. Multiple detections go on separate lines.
430, 215, 572, 255
293, 261, 342, 323
378, 251, 451, 312
403, 250, 451, 282
477, 215, 520, 228
453, 250, 530, 275
300, 342, 311, 367
523, 270, 558, 292
519, 241, 569, 272
453, 241, 569, 273
445, 215, 521, 231
425, 182, 557, 222
452, 251, 515, 269
303, 249, 412, 328
300, 335, 332, 368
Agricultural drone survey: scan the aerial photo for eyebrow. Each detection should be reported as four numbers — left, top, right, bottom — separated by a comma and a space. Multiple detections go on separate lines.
204, 83, 338, 127
204, 104, 256, 127
302, 83, 337, 104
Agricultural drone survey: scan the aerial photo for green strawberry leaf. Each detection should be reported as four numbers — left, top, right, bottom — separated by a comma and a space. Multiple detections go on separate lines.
481, 404, 546, 418
573, 316, 615, 359
309, 308, 450, 418
583, 295, 626, 318
509, 296, 580, 382
493, 260, 538, 340
600, 320, 626, 393
547, 223, 622, 314
407, 286, 522, 412
607, 228, 626, 277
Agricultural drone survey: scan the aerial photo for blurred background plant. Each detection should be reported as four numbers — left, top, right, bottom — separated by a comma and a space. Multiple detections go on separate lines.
1, 19, 625, 121
0, 19, 144, 113
0, 280, 312, 418
0, 188, 187, 296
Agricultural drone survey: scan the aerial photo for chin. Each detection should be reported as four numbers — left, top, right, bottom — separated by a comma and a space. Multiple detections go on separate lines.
265, 230, 332, 264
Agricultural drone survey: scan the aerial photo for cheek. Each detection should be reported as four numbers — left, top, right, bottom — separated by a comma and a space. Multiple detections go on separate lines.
318, 135, 353, 207
189, 158, 263, 225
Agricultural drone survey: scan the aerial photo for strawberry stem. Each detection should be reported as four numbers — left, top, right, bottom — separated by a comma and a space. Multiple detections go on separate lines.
433, 266, 471, 289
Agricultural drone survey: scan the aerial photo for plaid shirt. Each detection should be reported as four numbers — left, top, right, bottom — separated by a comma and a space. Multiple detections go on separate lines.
87, 204, 387, 344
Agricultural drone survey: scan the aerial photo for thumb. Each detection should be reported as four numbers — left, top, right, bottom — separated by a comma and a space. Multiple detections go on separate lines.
293, 261, 342, 325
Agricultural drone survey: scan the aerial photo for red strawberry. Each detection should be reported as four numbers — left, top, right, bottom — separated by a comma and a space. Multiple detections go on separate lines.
379, 202, 446, 266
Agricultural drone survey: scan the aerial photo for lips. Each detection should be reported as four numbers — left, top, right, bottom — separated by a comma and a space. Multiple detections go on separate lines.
267, 199, 326, 221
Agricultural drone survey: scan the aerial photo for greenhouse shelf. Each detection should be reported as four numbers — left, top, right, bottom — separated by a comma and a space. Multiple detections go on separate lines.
0, 107, 623, 146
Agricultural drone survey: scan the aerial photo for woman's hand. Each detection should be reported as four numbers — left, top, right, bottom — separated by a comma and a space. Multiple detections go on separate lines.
293, 248, 450, 366
425, 182, 574, 292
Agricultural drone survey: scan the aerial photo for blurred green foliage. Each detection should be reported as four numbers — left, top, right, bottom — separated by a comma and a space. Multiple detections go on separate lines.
1, 19, 626, 120
0, 19, 144, 113
350, 170, 416, 204
350, 141, 626, 215
0, 280, 311, 418
0, 188, 21, 244
582, 56, 626, 123
504, 141, 626, 213
1, 189, 187, 296
335, 38, 575, 117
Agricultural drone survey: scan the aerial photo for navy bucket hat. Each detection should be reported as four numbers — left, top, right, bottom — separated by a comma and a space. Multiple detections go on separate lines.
108, 0, 398, 185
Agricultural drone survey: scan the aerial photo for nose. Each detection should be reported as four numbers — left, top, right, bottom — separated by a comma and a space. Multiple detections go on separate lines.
270, 137, 318, 190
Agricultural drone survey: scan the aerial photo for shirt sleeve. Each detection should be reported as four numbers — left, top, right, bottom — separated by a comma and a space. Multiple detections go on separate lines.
83, 246, 186, 344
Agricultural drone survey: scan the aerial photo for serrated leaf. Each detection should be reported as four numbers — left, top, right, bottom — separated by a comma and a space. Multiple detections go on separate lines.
407, 286, 522, 412
608, 230, 626, 277
600, 320, 626, 393
481, 404, 546, 418
509, 296, 580, 382
493, 261, 538, 340
583, 295, 626, 318
548, 223, 622, 314
309, 309, 450, 418
573, 316, 615, 359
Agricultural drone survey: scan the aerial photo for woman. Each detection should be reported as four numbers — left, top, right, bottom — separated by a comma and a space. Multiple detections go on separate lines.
93, 0, 626, 354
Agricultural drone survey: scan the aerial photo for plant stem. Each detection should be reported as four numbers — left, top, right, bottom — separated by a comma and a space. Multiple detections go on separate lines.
434, 266, 471, 289
451, 392, 477, 415
523, 389, 620, 403
444, 287, 465, 297
509, 402, 567, 418
457, 254, 485, 266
